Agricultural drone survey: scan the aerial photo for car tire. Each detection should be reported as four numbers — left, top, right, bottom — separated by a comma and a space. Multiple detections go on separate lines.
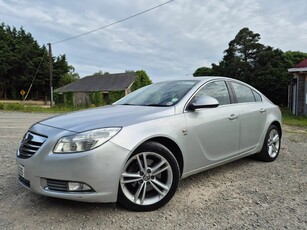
118, 141, 180, 211
256, 125, 281, 162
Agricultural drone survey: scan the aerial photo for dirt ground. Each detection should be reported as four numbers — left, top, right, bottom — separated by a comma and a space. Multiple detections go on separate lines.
0, 111, 306, 230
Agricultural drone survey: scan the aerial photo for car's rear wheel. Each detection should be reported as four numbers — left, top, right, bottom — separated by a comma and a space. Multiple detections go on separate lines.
118, 141, 180, 211
256, 125, 281, 162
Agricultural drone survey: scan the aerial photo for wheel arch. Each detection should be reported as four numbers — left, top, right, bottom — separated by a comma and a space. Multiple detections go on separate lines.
271, 120, 282, 138
136, 137, 184, 177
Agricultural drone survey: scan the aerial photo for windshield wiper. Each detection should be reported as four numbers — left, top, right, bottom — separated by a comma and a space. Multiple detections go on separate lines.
119, 103, 167, 107
120, 103, 138, 106
145, 104, 168, 107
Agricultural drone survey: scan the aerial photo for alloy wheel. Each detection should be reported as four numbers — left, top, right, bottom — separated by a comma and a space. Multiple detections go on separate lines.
267, 129, 280, 158
120, 152, 173, 206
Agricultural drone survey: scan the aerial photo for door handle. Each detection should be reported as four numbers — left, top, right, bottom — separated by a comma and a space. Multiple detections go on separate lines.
229, 114, 238, 120
260, 108, 266, 113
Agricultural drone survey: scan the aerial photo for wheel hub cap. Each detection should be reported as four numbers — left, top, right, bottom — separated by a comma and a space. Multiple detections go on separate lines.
143, 174, 151, 181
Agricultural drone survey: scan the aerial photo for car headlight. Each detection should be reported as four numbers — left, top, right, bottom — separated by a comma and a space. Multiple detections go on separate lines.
53, 127, 121, 153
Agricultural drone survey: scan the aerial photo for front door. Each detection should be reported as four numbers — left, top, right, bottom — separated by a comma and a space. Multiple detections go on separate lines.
184, 81, 240, 171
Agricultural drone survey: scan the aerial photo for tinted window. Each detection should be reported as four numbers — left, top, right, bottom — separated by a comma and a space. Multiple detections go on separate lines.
195, 81, 230, 105
232, 82, 255, 103
253, 90, 262, 102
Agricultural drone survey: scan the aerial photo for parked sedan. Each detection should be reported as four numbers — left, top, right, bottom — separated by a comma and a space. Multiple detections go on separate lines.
16, 77, 282, 211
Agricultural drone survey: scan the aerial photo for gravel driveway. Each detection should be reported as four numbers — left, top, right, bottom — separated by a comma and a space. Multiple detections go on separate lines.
0, 111, 306, 229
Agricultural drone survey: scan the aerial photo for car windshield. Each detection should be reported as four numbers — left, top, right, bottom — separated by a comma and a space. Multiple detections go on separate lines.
115, 80, 199, 106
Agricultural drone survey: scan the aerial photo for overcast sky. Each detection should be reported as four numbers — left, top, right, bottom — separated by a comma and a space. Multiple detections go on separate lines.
1, 0, 306, 82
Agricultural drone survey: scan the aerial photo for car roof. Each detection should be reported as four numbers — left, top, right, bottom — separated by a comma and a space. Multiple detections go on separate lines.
156, 76, 228, 83
156, 76, 265, 98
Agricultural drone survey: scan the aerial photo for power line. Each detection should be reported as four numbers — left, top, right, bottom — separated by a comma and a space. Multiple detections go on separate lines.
51, 0, 174, 45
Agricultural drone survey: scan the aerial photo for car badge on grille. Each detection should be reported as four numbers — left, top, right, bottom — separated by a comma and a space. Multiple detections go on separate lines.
22, 132, 30, 144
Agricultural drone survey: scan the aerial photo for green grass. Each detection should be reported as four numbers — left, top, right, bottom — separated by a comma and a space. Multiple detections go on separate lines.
281, 107, 307, 127
0, 103, 90, 113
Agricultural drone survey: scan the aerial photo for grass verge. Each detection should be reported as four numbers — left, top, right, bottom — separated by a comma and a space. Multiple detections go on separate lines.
0, 103, 89, 113
281, 107, 307, 127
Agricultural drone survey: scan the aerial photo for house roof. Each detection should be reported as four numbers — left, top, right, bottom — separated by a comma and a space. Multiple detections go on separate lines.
55, 72, 136, 93
296, 59, 307, 68
288, 59, 307, 73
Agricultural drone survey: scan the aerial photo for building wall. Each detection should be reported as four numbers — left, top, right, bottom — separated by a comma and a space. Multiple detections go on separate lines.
288, 78, 295, 113
292, 73, 307, 116
65, 88, 130, 106
288, 73, 307, 116
73, 92, 90, 106
297, 75, 306, 116
305, 76, 307, 115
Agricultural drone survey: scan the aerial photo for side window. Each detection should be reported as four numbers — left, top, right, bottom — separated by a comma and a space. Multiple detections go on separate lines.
195, 81, 230, 105
231, 82, 255, 103
252, 90, 262, 102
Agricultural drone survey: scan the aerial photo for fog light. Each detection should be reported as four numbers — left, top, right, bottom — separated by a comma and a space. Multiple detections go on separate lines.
68, 182, 92, 191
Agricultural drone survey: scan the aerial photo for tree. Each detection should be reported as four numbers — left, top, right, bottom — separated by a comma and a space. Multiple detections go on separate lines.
92, 70, 109, 76
0, 23, 14, 99
131, 70, 152, 91
53, 55, 70, 88
59, 66, 80, 87
194, 27, 297, 105
226, 27, 264, 64
284, 51, 307, 67
0, 23, 77, 100
215, 27, 265, 82
253, 47, 290, 105
193, 67, 216, 76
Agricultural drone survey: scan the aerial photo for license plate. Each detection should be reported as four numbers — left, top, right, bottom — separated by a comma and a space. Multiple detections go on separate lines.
18, 164, 25, 177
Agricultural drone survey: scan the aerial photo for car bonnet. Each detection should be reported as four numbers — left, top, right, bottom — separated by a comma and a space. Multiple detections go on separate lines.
37, 105, 175, 132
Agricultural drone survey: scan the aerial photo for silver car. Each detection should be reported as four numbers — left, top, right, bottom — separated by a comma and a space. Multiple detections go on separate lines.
16, 77, 282, 211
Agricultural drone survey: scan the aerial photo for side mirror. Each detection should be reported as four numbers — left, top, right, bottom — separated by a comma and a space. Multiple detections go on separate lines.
188, 95, 219, 111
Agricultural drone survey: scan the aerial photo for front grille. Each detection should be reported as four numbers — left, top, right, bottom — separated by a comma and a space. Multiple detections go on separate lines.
19, 175, 30, 188
46, 179, 68, 192
18, 132, 47, 159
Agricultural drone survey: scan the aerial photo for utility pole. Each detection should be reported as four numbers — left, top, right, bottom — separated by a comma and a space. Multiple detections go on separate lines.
48, 43, 53, 107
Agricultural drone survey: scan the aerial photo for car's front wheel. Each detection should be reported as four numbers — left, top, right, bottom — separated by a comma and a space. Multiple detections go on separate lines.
256, 124, 281, 162
118, 141, 180, 211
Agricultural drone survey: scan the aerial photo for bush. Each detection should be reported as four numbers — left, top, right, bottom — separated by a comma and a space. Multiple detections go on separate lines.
54, 93, 64, 105
64, 92, 74, 106
109, 91, 125, 104
90, 92, 105, 106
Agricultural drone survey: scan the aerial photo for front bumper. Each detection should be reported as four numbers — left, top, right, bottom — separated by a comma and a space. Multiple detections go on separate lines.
16, 123, 131, 203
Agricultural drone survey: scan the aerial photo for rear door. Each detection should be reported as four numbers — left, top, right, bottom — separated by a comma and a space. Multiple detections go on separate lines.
230, 82, 267, 152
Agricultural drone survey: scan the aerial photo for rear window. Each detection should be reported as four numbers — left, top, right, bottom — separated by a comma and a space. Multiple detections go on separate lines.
231, 82, 255, 103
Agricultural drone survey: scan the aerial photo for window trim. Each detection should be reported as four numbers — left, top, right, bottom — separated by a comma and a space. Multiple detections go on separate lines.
184, 80, 233, 112
229, 81, 263, 104
225, 81, 236, 104
252, 90, 263, 102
